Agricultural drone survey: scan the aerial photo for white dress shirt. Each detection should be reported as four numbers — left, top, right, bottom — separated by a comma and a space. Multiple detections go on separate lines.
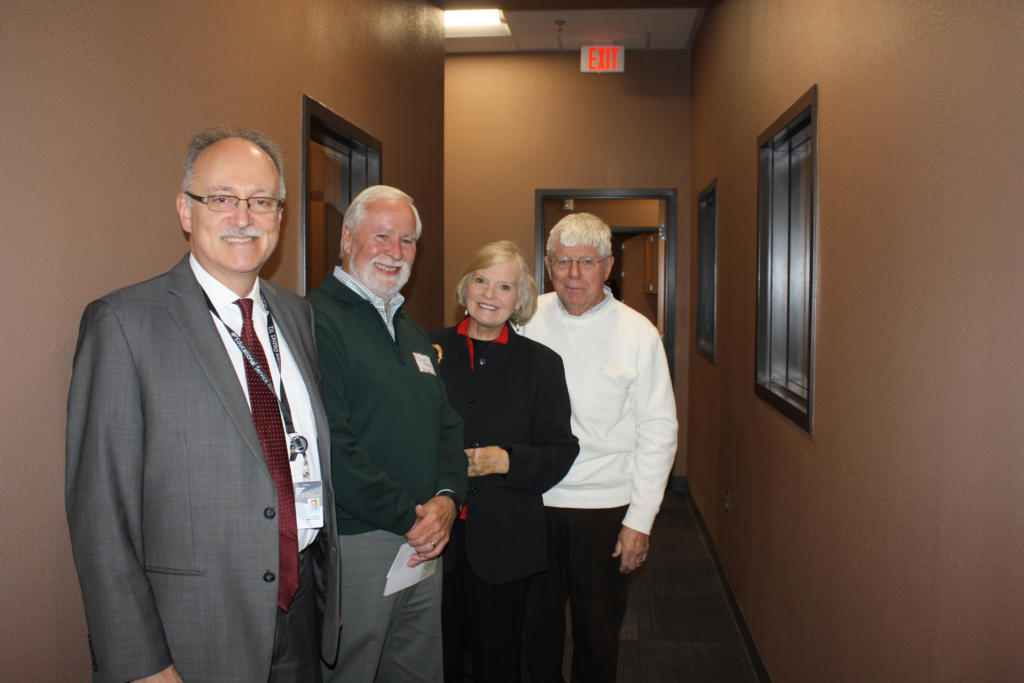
190, 255, 322, 550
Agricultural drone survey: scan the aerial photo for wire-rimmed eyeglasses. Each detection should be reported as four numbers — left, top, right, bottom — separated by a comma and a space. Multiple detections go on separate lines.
185, 192, 284, 214
547, 255, 607, 272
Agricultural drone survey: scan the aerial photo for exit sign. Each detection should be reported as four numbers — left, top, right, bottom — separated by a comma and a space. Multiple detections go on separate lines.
580, 45, 624, 73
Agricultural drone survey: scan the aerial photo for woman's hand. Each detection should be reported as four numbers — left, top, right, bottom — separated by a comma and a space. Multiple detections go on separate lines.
465, 446, 510, 477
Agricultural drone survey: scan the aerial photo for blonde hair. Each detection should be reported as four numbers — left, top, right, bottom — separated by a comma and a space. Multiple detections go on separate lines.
455, 241, 538, 325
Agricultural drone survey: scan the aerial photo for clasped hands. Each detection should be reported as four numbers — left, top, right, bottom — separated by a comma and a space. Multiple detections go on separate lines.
405, 494, 457, 567
403, 446, 510, 567
465, 445, 509, 477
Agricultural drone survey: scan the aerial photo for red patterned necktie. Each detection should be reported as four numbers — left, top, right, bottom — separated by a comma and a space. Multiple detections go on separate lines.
235, 297, 298, 611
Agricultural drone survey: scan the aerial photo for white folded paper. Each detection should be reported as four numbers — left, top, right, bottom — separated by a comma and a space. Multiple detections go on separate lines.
384, 543, 438, 596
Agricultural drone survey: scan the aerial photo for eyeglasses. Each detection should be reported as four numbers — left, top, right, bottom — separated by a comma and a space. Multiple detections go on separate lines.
185, 192, 284, 214
548, 256, 606, 272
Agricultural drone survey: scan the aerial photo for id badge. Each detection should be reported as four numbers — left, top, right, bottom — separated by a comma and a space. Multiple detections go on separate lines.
294, 480, 325, 529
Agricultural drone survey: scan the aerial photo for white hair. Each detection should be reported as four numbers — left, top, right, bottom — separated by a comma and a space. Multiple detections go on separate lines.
546, 212, 612, 258
343, 185, 422, 239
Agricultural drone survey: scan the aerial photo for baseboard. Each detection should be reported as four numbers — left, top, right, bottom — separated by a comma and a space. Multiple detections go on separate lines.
676, 477, 772, 682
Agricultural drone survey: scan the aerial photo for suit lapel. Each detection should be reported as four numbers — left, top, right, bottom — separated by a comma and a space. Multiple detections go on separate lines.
263, 284, 333, 487
164, 257, 267, 469
263, 286, 315, 396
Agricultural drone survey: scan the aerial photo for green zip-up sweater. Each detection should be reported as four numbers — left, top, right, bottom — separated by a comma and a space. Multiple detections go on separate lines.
308, 275, 466, 535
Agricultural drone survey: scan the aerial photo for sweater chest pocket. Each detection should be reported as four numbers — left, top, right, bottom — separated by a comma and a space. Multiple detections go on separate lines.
574, 361, 634, 407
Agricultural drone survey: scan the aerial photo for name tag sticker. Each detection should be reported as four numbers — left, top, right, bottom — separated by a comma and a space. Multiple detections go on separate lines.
412, 352, 436, 375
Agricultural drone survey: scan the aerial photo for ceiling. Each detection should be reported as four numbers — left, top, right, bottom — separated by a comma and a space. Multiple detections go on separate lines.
440, 2, 708, 54
438, 0, 710, 8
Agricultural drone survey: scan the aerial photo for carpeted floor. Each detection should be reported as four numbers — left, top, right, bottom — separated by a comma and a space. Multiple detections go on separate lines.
563, 486, 766, 682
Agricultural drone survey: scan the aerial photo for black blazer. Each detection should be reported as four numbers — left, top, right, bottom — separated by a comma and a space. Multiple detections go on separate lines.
430, 323, 578, 583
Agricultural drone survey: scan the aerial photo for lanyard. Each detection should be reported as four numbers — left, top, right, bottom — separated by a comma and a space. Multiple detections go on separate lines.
205, 293, 296, 435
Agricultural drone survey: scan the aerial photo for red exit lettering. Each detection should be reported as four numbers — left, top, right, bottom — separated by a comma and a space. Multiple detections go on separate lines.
585, 46, 621, 72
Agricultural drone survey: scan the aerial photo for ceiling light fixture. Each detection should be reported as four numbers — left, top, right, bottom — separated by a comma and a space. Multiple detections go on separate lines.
444, 9, 511, 38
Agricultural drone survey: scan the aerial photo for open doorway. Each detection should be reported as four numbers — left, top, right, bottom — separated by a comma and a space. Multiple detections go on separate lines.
535, 189, 677, 373
301, 95, 382, 294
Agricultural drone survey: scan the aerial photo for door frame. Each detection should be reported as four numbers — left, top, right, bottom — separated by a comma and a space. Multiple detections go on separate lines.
300, 95, 382, 294
534, 188, 677, 374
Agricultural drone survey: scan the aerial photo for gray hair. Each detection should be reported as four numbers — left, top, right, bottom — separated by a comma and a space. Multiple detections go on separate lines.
546, 212, 612, 259
343, 185, 423, 239
455, 240, 538, 325
182, 126, 286, 200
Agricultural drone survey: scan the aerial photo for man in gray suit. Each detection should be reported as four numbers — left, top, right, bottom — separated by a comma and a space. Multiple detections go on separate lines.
66, 127, 340, 682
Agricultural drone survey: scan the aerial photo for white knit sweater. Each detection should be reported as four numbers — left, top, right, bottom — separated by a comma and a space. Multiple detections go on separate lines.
520, 291, 678, 534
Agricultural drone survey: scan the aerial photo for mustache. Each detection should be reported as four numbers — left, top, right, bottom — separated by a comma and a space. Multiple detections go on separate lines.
373, 257, 409, 268
219, 227, 264, 239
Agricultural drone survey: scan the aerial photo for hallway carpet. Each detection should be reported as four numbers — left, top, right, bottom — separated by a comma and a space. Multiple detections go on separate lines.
563, 485, 767, 682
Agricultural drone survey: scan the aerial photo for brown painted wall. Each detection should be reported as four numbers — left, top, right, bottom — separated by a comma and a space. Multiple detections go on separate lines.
0, 0, 444, 677
445, 50, 692, 476
688, 0, 1024, 679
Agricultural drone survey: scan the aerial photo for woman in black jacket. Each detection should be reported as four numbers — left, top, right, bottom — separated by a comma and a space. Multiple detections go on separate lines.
430, 240, 578, 683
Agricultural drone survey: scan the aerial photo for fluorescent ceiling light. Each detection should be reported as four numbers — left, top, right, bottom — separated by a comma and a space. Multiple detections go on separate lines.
444, 9, 511, 38
444, 9, 502, 27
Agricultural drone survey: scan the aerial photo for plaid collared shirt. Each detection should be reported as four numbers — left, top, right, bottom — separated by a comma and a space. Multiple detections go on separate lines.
331, 266, 405, 340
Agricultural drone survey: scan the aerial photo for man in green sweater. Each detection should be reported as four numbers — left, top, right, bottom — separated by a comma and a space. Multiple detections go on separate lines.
309, 185, 466, 683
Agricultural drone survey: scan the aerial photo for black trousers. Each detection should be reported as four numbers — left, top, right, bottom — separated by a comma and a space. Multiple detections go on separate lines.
524, 507, 629, 683
443, 521, 531, 683
269, 546, 321, 683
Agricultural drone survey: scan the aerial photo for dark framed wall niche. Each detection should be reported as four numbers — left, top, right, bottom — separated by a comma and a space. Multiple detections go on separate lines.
534, 188, 678, 375
754, 85, 818, 432
696, 179, 717, 363
301, 95, 382, 294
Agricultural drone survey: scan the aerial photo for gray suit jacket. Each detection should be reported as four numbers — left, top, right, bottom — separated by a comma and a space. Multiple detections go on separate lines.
66, 256, 341, 682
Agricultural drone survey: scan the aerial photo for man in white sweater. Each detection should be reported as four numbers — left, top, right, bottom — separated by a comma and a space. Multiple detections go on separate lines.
521, 212, 678, 683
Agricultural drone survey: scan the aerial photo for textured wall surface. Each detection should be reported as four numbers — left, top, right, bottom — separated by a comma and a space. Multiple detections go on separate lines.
0, 1, 444, 676
445, 50, 693, 475
687, 0, 1024, 679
